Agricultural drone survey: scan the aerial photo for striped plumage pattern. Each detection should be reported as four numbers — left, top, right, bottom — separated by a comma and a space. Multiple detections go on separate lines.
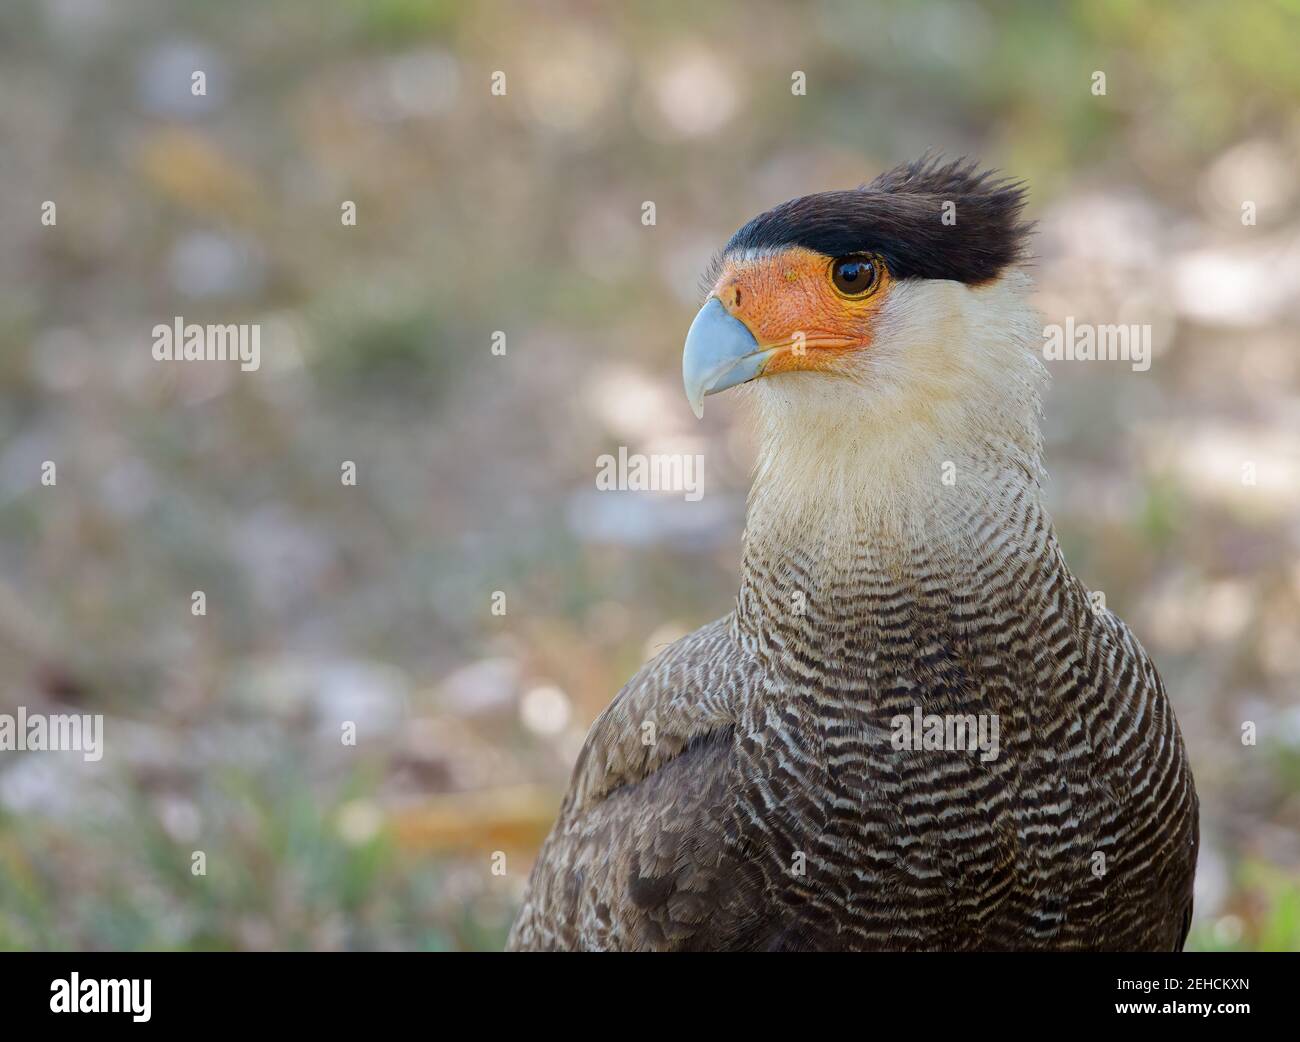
508, 457, 1198, 950
508, 162, 1198, 951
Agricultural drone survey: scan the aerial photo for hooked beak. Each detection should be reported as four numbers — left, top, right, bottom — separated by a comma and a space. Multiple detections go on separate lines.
682, 297, 776, 419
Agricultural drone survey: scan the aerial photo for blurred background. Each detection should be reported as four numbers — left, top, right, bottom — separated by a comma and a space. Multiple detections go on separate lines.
1, 0, 1298, 951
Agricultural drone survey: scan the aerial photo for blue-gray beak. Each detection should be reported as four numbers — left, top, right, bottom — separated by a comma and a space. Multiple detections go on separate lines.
682, 297, 776, 419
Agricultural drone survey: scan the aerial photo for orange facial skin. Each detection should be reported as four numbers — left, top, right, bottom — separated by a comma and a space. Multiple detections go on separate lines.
710, 246, 891, 376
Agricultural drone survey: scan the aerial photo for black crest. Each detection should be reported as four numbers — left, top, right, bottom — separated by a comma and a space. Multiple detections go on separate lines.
721, 155, 1032, 284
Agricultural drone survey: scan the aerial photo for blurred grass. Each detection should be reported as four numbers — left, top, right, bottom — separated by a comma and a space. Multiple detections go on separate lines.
0, 759, 516, 951
1189, 863, 1300, 952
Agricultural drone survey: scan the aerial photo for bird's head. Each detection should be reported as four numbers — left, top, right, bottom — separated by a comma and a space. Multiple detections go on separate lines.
683, 157, 1047, 533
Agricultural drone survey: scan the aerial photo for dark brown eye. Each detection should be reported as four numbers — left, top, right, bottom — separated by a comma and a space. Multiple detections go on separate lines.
830, 255, 879, 296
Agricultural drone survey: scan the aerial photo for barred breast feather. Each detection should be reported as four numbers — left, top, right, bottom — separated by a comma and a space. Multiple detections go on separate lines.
508, 474, 1198, 951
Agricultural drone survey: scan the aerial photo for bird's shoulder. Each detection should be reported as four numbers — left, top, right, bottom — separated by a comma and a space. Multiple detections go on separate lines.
1085, 599, 1178, 733
507, 614, 769, 950
564, 613, 755, 813
1077, 595, 1199, 948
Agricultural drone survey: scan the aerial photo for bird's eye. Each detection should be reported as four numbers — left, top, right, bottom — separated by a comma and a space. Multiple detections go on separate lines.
830, 255, 879, 297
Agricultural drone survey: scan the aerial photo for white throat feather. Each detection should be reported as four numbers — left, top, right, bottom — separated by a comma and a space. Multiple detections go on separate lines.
741, 270, 1048, 566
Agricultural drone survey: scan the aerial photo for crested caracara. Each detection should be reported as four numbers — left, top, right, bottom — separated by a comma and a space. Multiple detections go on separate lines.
508, 157, 1199, 952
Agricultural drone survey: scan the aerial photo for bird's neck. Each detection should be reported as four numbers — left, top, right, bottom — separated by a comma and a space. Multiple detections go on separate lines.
734, 399, 1063, 649
731, 272, 1063, 651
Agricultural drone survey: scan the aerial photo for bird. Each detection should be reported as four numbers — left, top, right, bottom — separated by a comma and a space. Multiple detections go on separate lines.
507, 156, 1199, 951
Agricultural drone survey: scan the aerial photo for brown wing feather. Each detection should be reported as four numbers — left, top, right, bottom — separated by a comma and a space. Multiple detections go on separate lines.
507, 616, 770, 951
